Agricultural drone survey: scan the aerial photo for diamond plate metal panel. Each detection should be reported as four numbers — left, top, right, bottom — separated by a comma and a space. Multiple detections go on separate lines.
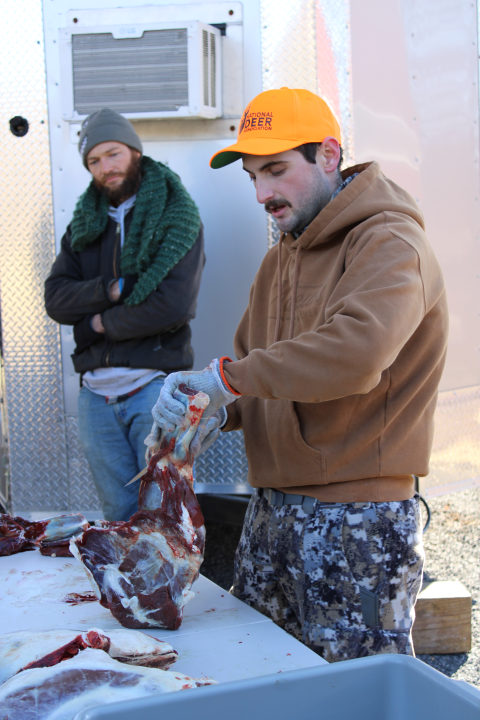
261, 0, 317, 94
0, 355, 10, 511
260, 0, 355, 247
0, 0, 69, 512
266, 214, 281, 249
315, 0, 355, 167
427, 385, 480, 492
65, 415, 101, 511
194, 431, 249, 492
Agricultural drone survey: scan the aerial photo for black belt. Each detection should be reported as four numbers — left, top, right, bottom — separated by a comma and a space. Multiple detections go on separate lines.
105, 384, 146, 405
258, 487, 316, 514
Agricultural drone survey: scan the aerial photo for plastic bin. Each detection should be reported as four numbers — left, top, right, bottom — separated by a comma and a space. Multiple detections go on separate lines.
74, 654, 480, 720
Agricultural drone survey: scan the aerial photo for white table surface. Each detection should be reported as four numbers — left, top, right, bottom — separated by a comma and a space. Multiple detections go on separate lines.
0, 550, 326, 682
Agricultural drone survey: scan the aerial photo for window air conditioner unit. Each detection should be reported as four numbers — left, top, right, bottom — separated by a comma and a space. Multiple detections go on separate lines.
59, 21, 222, 121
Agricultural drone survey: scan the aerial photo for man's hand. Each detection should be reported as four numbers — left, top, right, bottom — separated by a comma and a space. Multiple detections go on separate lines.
151, 358, 238, 433
91, 314, 105, 333
190, 409, 226, 456
145, 408, 226, 457
109, 280, 121, 301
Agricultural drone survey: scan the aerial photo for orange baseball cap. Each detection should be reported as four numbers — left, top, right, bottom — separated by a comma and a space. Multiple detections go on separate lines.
210, 87, 341, 169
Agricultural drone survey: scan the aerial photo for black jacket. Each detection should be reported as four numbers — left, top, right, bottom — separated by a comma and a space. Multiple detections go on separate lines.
45, 209, 205, 374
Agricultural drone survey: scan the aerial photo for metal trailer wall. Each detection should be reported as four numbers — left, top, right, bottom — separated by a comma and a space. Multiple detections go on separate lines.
0, 0, 69, 514
349, 0, 480, 497
0, 0, 355, 514
0, 0, 267, 514
0, 0, 477, 514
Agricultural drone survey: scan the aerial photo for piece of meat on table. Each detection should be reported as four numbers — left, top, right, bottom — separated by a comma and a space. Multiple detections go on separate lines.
0, 513, 88, 557
0, 648, 214, 720
71, 387, 209, 630
0, 628, 178, 685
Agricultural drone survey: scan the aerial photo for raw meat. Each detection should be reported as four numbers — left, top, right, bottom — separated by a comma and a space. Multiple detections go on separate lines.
62, 592, 98, 605
0, 628, 178, 684
39, 540, 76, 558
71, 387, 209, 630
0, 647, 214, 720
0, 513, 88, 557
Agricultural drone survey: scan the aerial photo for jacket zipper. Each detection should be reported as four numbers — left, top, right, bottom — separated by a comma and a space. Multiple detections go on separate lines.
104, 223, 120, 367
113, 223, 120, 279
102, 342, 112, 367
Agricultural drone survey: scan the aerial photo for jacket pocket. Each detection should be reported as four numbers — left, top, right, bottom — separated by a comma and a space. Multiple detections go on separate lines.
286, 400, 327, 484
241, 398, 327, 487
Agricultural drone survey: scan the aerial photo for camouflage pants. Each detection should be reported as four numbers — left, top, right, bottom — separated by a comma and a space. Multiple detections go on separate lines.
231, 490, 424, 663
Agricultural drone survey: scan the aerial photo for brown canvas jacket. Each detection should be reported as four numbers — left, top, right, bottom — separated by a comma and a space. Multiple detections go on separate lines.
223, 161, 449, 502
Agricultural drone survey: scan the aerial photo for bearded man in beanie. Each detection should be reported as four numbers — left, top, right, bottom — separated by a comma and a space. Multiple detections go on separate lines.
45, 108, 204, 521
149, 88, 449, 662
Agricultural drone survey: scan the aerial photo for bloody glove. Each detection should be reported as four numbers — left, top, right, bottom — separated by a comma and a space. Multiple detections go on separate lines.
151, 358, 239, 434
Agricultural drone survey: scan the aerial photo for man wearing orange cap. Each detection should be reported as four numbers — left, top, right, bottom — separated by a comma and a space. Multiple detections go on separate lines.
151, 88, 449, 662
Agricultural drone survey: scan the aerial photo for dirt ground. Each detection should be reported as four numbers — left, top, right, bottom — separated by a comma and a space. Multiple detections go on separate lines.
201, 488, 480, 685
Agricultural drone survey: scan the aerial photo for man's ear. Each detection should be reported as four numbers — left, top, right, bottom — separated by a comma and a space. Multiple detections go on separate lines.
318, 137, 340, 175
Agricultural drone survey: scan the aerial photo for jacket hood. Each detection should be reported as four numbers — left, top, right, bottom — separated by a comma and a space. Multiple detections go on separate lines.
286, 161, 425, 251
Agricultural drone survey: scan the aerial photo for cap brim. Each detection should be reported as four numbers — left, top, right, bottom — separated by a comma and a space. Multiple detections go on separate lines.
210, 137, 316, 169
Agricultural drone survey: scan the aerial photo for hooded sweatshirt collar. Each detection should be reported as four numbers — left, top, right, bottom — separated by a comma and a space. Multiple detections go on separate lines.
274, 161, 426, 342
284, 161, 425, 253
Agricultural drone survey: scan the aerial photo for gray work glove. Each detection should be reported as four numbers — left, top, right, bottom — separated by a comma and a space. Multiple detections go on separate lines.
190, 408, 227, 456
151, 358, 238, 433
144, 408, 227, 457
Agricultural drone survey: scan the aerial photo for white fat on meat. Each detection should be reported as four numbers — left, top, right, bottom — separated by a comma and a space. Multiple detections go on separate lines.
105, 628, 175, 666
0, 648, 214, 720
0, 628, 177, 684
69, 540, 102, 599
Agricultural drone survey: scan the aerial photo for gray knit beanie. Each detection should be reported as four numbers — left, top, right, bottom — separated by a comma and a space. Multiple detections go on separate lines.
78, 108, 143, 168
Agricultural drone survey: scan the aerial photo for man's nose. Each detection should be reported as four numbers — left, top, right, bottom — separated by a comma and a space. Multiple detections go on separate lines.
255, 180, 275, 205
100, 158, 113, 174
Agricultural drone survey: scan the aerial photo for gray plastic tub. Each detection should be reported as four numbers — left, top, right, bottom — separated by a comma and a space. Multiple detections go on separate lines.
74, 654, 480, 720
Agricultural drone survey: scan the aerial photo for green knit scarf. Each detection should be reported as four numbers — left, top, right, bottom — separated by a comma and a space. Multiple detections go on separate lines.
70, 156, 201, 306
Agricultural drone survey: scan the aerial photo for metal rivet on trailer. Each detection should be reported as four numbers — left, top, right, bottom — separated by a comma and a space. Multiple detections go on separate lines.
229, 9, 234, 15
9, 116, 29, 137
230, 125, 235, 131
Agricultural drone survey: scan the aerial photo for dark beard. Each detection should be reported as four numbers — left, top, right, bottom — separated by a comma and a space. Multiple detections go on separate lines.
94, 154, 142, 206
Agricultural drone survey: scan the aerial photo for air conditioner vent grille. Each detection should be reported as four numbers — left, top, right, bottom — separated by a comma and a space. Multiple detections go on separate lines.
202, 30, 209, 106
72, 29, 188, 115
200, 29, 217, 107
210, 33, 216, 107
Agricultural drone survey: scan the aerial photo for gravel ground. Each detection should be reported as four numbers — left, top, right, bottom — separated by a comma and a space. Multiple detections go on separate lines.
201, 489, 480, 685
418, 487, 480, 686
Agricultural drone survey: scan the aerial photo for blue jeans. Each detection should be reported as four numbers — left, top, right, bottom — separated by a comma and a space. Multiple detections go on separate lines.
77, 377, 164, 521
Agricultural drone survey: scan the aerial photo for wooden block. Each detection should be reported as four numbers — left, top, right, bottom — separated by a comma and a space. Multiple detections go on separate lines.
412, 580, 472, 655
